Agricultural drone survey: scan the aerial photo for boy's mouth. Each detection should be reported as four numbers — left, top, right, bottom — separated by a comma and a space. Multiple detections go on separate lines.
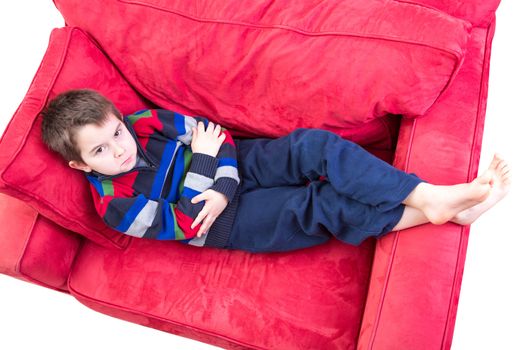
122, 155, 133, 166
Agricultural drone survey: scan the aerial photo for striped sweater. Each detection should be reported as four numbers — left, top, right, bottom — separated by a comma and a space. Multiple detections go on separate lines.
86, 109, 241, 248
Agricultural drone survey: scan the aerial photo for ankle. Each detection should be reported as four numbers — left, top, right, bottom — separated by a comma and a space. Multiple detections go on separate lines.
451, 208, 474, 226
403, 182, 431, 210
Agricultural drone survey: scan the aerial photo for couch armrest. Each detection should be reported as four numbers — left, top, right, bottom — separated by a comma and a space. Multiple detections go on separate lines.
0, 193, 82, 292
358, 22, 496, 350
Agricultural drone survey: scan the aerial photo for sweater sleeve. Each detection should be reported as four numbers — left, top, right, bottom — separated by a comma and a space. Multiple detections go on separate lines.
87, 181, 206, 241
208, 125, 240, 202
129, 109, 239, 202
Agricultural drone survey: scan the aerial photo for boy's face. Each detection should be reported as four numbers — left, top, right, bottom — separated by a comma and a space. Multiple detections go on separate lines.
68, 113, 138, 176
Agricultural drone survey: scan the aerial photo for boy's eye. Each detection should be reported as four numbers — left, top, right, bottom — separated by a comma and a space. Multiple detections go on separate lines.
95, 147, 103, 154
115, 129, 122, 137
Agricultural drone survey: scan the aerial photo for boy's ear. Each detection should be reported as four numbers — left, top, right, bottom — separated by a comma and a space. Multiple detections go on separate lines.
68, 160, 92, 173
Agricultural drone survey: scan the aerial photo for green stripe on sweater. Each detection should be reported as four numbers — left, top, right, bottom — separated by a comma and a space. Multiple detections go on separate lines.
101, 180, 114, 196
170, 204, 186, 240
178, 147, 193, 195
128, 110, 153, 125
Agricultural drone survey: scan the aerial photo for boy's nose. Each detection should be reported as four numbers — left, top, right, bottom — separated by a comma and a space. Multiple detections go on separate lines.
114, 143, 125, 157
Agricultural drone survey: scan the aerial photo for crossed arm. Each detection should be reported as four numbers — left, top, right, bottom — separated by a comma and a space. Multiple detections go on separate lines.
189, 120, 230, 237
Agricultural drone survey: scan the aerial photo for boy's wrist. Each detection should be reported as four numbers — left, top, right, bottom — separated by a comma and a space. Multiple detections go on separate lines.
189, 153, 218, 179
210, 177, 238, 202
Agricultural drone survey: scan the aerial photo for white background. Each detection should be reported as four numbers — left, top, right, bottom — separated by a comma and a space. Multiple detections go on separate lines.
0, 2, 523, 349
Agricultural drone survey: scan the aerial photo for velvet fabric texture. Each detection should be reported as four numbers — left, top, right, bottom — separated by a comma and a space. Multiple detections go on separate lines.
359, 23, 499, 349
54, 0, 472, 137
0, 194, 81, 291
395, 0, 501, 27
0, 26, 400, 249
69, 236, 376, 349
0, 0, 502, 348
0, 28, 151, 248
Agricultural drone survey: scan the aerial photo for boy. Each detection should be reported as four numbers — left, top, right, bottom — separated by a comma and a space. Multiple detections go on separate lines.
41, 89, 511, 253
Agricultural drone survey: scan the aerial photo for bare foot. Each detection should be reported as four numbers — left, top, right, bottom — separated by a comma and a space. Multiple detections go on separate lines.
407, 168, 492, 225
452, 154, 511, 225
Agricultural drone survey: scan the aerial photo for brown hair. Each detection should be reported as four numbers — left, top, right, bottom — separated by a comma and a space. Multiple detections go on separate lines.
40, 89, 121, 162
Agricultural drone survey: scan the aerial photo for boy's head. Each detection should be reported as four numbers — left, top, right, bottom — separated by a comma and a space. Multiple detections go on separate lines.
41, 89, 137, 176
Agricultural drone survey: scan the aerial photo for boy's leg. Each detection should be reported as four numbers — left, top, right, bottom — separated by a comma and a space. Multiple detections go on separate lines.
235, 129, 423, 212
226, 180, 406, 253
391, 206, 429, 231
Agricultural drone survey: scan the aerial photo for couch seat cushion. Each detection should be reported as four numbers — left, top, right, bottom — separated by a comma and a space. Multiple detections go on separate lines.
69, 237, 375, 349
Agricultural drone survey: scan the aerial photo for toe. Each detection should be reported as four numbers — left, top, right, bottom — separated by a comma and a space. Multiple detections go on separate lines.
489, 154, 501, 170
478, 169, 494, 185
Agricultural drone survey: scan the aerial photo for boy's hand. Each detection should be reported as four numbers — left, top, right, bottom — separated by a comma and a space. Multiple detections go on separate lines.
191, 121, 226, 157
190, 189, 229, 237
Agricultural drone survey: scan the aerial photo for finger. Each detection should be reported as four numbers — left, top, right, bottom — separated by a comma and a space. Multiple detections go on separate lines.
198, 215, 215, 237
197, 223, 207, 237
198, 121, 205, 133
206, 121, 214, 133
197, 216, 209, 237
212, 125, 219, 136
213, 123, 222, 136
191, 209, 208, 229
191, 192, 207, 204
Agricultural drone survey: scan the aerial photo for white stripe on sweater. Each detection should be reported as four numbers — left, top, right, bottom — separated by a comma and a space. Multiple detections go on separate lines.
184, 172, 214, 192
215, 165, 240, 183
125, 200, 158, 237
179, 116, 197, 145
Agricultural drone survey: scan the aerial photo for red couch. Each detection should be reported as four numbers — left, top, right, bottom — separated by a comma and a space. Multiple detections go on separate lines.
0, 0, 501, 348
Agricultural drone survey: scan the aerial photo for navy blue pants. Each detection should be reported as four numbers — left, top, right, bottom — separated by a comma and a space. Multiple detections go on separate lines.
225, 128, 424, 253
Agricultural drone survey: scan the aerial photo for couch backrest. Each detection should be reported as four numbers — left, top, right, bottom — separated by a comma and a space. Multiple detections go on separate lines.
54, 0, 472, 138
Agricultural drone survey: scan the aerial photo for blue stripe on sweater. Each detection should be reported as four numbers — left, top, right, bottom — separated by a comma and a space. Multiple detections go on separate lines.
115, 195, 148, 232
182, 187, 200, 199
174, 112, 186, 136
218, 157, 238, 168
86, 176, 104, 196
157, 203, 175, 240
166, 146, 186, 203
150, 140, 178, 199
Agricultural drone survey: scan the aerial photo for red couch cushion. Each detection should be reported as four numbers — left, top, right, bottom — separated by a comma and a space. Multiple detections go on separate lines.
0, 27, 151, 248
69, 237, 376, 349
54, 0, 472, 138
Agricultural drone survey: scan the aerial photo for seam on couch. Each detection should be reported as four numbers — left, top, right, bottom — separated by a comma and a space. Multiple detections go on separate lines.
440, 225, 468, 350
0, 28, 127, 250
368, 231, 400, 350
118, 0, 466, 60
18, 272, 71, 294
392, 0, 442, 13
14, 205, 39, 275
426, 53, 466, 117
368, 117, 418, 349
441, 21, 496, 350
67, 276, 266, 350
13, 212, 69, 293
